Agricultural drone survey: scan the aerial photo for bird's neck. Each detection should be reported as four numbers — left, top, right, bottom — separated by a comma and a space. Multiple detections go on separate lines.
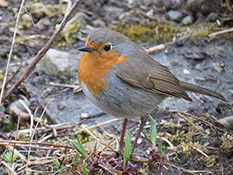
78, 52, 127, 96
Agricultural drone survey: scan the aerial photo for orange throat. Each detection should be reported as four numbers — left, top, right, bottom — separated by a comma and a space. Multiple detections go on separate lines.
78, 49, 127, 97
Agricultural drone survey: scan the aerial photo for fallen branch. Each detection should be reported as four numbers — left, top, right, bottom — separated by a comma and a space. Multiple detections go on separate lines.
0, 139, 73, 150
208, 27, 233, 37
145, 34, 190, 54
7, 123, 71, 138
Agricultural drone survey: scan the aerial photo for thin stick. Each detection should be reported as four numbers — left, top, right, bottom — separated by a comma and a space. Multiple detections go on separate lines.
49, 82, 81, 89
209, 27, 233, 37
0, 139, 73, 148
1, 0, 82, 103
165, 162, 197, 175
0, 0, 26, 104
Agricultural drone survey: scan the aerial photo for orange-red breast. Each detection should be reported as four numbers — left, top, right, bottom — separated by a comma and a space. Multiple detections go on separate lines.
78, 28, 226, 152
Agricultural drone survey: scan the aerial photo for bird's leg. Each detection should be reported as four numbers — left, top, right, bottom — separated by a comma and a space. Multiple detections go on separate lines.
131, 116, 148, 154
119, 118, 128, 152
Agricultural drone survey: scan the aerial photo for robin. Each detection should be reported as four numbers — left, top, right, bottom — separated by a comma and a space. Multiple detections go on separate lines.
78, 28, 226, 153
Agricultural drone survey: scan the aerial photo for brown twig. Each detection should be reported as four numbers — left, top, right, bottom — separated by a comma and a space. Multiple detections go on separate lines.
8, 123, 71, 138
1, 0, 82, 103
0, 0, 26, 104
145, 34, 190, 54
165, 161, 197, 175
0, 139, 73, 150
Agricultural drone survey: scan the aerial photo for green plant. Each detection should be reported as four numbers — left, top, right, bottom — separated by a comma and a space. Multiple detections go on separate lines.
143, 115, 158, 146
67, 137, 88, 158
82, 160, 87, 175
123, 131, 131, 172
3, 150, 20, 172
53, 159, 63, 169
144, 115, 164, 156
4, 151, 19, 163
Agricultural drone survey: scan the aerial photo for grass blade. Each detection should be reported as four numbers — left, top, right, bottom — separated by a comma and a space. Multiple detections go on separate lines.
149, 115, 157, 146
123, 131, 131, 164
67, 137, 88, 158
83, 160, 87, 175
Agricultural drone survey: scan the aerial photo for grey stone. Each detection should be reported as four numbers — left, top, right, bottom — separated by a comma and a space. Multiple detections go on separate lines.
207, 12, 218, 22
103, 5, 124, 16
167, 10, 183, 22
216, 116, 233, 130
38, 48, 81, 79
93, 19, 106, 27
182, 15, 193, 25
185, 0, 222, 15
212, 62, 223, 73
164, 0, 184, 10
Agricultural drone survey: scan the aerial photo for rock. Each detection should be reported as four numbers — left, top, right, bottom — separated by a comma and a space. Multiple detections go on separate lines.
212, 63, 224, 73
207, 12, 218, 22
182, 15, 193, 25
185, 0, 222, 15
35, 18, 50, 30
216, 116, 233, 130
229, 89, 233, 95
102, 5, 125, 22
57, 102, 67, 110
38, 48, 81, 79
164, 0, 184, 10
103, 5, 124, 18
0, 0, 8, 7
6, 99, 31, 124
183, 51, 207, 60
93, 19, 106, 27
167, 10, 183, 22
195, 64, 201, 70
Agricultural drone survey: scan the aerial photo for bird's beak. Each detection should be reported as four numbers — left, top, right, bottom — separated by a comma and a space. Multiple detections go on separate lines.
78, 45, 94, 52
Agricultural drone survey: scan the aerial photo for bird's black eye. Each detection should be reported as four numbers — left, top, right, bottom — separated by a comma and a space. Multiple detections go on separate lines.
104, 44, 112, 52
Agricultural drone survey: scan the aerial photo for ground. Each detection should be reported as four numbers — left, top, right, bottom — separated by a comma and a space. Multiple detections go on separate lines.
0, 0, 233, 175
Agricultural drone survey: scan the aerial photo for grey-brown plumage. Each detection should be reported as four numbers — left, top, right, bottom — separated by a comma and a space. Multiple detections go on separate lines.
115, 39, 226, 102
78, 28, 227, 153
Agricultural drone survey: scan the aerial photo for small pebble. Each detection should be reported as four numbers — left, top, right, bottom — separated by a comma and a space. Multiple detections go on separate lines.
167, 10, 183, 22
207, 12, 218, 22
183, 69, 190, 74
57, 103, 66, 110
212, 63, 223, 73
182, 15, 193, 25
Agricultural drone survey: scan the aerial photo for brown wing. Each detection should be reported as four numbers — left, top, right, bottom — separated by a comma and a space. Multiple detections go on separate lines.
115, 52, 192, 101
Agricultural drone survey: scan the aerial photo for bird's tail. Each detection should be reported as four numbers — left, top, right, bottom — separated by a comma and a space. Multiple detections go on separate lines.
180, 81, 227, 102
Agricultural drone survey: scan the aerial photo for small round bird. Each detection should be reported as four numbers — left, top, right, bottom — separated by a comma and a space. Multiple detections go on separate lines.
78, 28, 226, 152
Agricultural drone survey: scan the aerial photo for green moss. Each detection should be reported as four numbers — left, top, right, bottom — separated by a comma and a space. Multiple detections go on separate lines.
56, 20, 81, 48
189, 23, 218, 38
111, 20, 180, 44
25, 2, 58, 22
112, 20, 233, 44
